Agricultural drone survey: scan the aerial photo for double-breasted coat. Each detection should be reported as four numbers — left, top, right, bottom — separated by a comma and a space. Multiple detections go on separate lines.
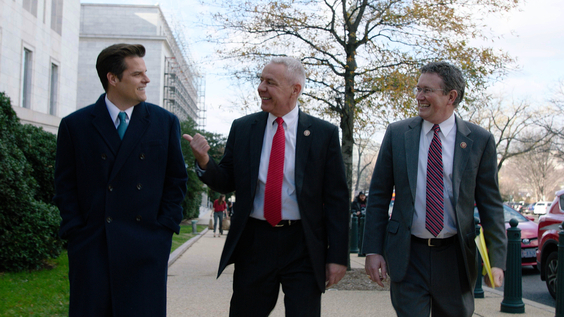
54, 94, 188, 316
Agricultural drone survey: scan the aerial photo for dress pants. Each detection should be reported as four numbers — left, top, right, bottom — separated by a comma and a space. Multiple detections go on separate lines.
390, 235, 474, 317
229, 218, 321, 317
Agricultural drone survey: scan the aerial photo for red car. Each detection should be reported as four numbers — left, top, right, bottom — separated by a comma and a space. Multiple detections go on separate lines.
537, 189, 564, 299
475, 203, 538, 267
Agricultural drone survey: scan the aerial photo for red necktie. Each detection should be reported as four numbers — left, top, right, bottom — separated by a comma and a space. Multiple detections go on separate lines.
426, 124, 444, 237
264, 117, 285, 227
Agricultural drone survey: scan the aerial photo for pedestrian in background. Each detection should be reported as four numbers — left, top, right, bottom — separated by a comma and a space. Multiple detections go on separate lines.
213, 194, 227, 237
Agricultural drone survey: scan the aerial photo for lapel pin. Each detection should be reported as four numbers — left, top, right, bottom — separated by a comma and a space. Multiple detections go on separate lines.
460, 142, 467, 149
304, 130, 311, 136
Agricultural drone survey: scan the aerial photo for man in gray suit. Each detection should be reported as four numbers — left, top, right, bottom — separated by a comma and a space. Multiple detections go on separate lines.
362, 61, 507, 317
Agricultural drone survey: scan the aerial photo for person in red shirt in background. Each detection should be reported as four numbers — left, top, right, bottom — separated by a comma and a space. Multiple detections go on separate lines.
213, 195, 227, 237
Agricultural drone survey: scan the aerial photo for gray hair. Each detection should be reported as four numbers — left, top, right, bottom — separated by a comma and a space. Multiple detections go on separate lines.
420, 61, 466, 106
270, 57, 306, 96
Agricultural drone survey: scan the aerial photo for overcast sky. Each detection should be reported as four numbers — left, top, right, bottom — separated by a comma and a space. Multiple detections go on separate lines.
82, 0, 564, 137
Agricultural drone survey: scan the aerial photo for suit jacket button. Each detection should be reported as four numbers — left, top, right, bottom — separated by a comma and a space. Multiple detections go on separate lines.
101, 153, 107, 160
136, 183, 142, 190
106, 217, 113, 223
136, 215, 142, 222
139, 153, 145, 160
108, 185, 113, 192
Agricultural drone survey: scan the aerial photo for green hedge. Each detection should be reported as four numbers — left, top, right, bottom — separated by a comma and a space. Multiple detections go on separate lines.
0, 92, 63, 272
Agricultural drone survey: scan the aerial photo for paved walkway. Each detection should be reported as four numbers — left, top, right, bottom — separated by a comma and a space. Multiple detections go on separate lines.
166, 207, 556, 316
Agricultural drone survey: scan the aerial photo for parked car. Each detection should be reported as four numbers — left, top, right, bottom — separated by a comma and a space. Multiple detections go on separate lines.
474, 203, 538, 268
523, 202, 536, 214
534, 201, 552, 215
537, 189, 564, 299
507, 201, 525, 213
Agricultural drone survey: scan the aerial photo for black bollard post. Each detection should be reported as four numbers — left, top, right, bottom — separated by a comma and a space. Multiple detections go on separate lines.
474, 217, 484, 298
350, 214, 359, 253
358, 213, 365, 257
500, 218, 525, 313
555, 222, 564, 317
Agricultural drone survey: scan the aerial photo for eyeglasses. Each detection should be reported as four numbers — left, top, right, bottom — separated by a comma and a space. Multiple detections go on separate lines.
413, 87, 444, 96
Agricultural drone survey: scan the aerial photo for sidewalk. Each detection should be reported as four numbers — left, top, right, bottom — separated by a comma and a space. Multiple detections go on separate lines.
166, 208, 555, 316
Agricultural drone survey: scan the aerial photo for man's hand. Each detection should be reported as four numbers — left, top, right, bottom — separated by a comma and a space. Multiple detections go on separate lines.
365, 254, 388, 287
484, 267, 504, 288
182, 133, 210, 169
325, 263, 347, 289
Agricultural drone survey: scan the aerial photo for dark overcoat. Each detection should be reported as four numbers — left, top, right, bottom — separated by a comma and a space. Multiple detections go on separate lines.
54, 94, 187, 317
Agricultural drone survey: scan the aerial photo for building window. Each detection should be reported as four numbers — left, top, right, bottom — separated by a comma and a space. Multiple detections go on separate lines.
21, 48, 33, 109
49, 63, 59, 115
51, 0, 63, 35
22, 0, 38, 17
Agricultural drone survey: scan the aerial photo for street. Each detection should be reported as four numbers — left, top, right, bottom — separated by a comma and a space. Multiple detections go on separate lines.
521, 266, 555, 308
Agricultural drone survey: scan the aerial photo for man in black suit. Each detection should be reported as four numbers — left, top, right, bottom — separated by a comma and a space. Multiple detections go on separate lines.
362, 61, 507, 317
184, 57, 349, 316
54, 44, 188, 316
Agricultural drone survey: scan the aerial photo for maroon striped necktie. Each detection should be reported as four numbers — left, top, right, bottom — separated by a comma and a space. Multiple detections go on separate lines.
426, 124, 444, 237
264, 117, 285, 227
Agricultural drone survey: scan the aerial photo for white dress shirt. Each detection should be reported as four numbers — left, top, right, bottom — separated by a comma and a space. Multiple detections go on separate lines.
105, 95, 133, 129
412, 113, 457, 239
250, 105, 301, 220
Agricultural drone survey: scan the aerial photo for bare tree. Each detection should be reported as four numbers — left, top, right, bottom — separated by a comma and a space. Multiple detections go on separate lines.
461, 95, 555, 171
545, 80, 564, 162
353, 136, 379, 193
202, 0, 520, 194
510, 142, 564, 202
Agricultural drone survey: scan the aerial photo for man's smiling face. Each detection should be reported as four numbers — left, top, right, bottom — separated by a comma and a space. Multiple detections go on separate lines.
416, 72, 456, 124
109, 56, 150, 110
257, 63, 299, 117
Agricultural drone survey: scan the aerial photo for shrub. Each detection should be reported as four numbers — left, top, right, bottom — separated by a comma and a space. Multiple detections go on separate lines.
0, 92, 63, 272
16, 124, 57, 204
0, 201, 63, 272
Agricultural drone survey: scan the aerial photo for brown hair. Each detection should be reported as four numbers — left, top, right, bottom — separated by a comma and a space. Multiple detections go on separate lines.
96, 43, 146, 92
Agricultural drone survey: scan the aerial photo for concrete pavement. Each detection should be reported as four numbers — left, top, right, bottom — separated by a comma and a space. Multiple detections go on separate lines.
166, 208, 556, 316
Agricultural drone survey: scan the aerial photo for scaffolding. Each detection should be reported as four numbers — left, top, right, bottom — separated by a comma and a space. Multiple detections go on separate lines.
163, 57, 199, 121
160, 10, 203, 124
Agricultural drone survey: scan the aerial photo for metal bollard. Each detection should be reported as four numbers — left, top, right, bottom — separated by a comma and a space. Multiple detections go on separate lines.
358, 214, 365, 256
474, 217, 484, 298
350, 214, 359, 253
500, 218, 525, 313
555, 222, 564, 317
191, 219, 198, 234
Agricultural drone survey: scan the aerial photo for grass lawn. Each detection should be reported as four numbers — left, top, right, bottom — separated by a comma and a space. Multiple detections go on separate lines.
0, 222, 207, 316
171, 223, 207, 252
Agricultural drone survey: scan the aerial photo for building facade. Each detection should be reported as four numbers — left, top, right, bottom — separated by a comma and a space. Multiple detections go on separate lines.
78, 4, 201, 123
0, 0, 80, 134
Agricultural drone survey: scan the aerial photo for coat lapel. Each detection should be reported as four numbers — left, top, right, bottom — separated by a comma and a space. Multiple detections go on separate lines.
452, 116, 472, 206
108, 102, 150, 182
294, 110, 312, 199
90, 94, 121, 156
248, 112, 268, 205
405, 117, 422, 203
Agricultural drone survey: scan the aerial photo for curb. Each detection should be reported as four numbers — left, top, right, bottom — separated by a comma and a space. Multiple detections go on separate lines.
168, 227, 209, 267
481, 286, 555, 313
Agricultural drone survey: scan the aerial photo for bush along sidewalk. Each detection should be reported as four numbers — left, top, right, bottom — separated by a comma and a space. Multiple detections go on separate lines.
0, 92, 63, 272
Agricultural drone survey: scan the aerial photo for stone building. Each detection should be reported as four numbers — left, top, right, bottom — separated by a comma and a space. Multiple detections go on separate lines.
78, 3, 202, 123
0, 1, 202, 134
0, 0, 80, 134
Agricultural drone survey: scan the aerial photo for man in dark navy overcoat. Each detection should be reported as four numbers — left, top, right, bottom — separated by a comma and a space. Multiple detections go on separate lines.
54, 43, 188, 316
